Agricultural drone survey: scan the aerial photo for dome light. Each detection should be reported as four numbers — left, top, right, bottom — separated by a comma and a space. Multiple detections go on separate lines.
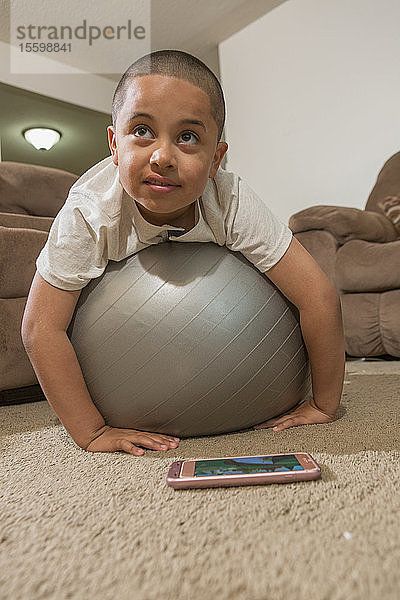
23, 127, 61, 150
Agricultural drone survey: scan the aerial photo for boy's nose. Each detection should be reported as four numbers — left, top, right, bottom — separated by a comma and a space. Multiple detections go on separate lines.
150, 145, 176, 169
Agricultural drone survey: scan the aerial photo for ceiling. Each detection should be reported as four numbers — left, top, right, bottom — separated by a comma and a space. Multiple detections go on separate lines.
0, 0, 287, 173
1, 0, 287, 80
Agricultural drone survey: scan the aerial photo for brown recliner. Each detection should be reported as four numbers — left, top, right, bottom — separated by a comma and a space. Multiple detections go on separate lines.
290, 151, 400, 357
0, 161, 78, 397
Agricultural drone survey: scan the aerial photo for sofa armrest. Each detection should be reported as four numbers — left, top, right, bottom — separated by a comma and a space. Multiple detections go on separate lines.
289, 205, 398, 244
0, 226, 48, 298
0, 211, 53, 232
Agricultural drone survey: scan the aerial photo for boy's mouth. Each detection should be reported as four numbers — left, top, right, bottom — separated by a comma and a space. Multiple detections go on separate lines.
144, 176, 181, 188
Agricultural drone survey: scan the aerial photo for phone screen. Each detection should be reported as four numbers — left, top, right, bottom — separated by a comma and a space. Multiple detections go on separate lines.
192, 454, 304, 477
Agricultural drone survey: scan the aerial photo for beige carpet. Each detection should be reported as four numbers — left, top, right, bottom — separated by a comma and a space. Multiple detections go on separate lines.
1, 361, 399, 600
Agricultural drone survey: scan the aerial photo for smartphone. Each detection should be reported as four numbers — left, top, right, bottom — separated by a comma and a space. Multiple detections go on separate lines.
166, 452, 321, 489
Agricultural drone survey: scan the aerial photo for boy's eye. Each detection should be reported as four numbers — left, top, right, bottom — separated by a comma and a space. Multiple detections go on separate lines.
133, 125, 152, 138
133, 125, 198, 144
179, 131, 199, 144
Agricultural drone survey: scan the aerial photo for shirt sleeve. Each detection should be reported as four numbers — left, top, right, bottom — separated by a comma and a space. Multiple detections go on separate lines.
36, 197, 108, 290
225, 175, 293, 272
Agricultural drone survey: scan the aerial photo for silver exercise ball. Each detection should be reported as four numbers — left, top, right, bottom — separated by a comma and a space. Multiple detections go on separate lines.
68, 242, 311, 438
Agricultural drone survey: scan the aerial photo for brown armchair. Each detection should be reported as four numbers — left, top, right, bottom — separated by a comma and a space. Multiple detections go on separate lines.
289, 151, 400, 358
0, 161, 78, 399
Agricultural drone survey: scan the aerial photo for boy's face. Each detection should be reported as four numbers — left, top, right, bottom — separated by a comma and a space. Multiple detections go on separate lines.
107, 74, 228, 226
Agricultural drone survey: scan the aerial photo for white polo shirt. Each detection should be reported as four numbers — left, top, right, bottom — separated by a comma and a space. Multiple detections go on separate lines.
36, 155, 292, 291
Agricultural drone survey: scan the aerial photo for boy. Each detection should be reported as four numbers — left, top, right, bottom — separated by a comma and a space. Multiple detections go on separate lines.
21, 50, 345, 456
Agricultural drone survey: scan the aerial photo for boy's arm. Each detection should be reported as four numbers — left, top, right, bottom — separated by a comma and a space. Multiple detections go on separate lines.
254, 236, 346, 431
21, 271, 108, 449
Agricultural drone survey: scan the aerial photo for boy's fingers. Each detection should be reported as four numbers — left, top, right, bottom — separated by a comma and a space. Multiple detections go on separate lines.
254, 408, 300, 429
156, 435, 180, 445
254, 415, 304, 431
273, 414, 315, 430
271, 417, 298, 431
147, 437, 178, 449
118, 439, 143, 455
136, 432, 178, 443
254, 418, 279, 429
131, 434, 179, 452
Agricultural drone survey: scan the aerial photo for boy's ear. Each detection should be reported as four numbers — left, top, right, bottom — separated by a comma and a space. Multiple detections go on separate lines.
209, 141, 228, 178
107, 125, 118, 165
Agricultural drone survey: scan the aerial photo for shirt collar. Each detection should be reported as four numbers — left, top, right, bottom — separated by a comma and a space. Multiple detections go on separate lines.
124, 188, 200, 243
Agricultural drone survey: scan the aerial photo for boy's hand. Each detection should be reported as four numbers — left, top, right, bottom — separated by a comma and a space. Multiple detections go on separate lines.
84, 425, 180, 455
253, 398, 336, 432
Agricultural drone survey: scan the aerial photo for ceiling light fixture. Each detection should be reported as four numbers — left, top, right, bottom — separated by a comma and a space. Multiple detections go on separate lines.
23, 127, 62, 150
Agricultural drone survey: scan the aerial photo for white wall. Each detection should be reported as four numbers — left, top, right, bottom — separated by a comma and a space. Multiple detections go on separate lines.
219, 0, 400, 224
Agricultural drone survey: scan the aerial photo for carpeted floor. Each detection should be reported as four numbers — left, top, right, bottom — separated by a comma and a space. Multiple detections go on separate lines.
1, 361, 399, 600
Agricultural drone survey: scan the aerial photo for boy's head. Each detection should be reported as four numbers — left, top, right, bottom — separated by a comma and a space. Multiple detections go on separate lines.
111, 49, 226, 144
107, 49, 228, 227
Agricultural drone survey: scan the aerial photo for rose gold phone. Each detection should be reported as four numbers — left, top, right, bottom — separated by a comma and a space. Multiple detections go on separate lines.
166, 452, 321, 489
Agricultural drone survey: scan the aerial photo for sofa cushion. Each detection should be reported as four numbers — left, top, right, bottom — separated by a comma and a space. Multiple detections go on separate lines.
340, 290, 400, 357
335, 239, 400, 293
0, 297, 39, 390
0, 212, 54, 233
0, 161, 77, 217
0, 226, 48, 298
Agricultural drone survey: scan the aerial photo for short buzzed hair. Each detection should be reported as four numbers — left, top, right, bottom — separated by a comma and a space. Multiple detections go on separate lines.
111, 49, 226, 143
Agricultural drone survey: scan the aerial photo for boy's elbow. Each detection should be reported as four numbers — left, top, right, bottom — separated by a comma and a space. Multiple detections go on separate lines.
21, 318, 38, 351
21, 323, 61, 354
21, 311, 47, 350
